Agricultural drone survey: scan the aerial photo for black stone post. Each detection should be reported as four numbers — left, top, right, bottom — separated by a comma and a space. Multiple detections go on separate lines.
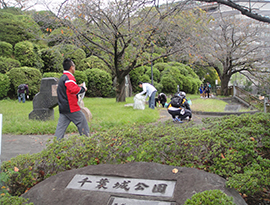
29, 78, 59, 121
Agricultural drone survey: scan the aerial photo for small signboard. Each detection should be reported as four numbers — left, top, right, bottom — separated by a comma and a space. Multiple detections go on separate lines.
66, 174, 176, 198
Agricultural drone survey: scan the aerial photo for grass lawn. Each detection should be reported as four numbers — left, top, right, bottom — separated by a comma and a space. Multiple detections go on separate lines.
190, 98, 228, 112
0, 97, 159, 134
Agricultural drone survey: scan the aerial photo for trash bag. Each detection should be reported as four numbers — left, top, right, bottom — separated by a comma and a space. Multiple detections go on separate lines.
133, 94, 145, 110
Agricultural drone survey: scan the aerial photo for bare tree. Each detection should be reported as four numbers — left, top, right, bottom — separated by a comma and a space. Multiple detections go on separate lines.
190, 12, 270, 95
0, 0, 39, 10
47, 0, 201, 102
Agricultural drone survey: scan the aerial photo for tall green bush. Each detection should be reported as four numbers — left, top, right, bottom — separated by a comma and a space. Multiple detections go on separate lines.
160, 63, 201, 94
153, 82, 163, 93
40, 47, 63, 73
160, 75, 177, 94
42, 72, 62, 79
0, 41, 13, 58
0, 73, 10, 99
8, 67, 42, 97
129, 66, 146, 92
74, 70, 88, 85
139, 74, 151, 84
153, 62, 169, 72
14, 41, 43, 68
0, 12, 36, 46
79, 56, 110, 74
85, 68, 112, 97
0, 57, 21, 74
145, 67, 160, 82
59, 44, 86, 69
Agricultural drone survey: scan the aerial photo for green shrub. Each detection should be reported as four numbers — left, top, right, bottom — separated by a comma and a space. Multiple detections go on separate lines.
42, 72, 62, 79
129, 66, 146, 92
59, 44, 86, 69
0, 12, 38, 46
160, 75, 177, 94
0, 57, 21, 74
0, 73, 10, 99
160, 63, 201, 94
139, 74, 151, 84
40, 47, 63, 73
84, 68, 112, 97
145, 67, 160, 82
153, 62, 169, 72
153, 82, 163, 94
1, 136, 100, 196
8, 67, 42, 97
74, 70, 88, 85
0, 193, 33, 205
184, 189, 236, 205
79, 56, 110, 74
0, 41, 13, 58
226, 161, 270, 195
14, 41, 42, 68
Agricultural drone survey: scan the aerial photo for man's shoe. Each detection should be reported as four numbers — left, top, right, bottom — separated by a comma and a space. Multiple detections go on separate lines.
176, 117, 183, 123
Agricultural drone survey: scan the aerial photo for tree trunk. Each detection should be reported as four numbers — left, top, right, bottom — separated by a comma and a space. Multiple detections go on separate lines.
116, 76, 126, 102
220, 74, 231, 96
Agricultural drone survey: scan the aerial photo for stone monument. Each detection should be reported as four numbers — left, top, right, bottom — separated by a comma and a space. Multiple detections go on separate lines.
29, 78, 59, 121
22, 162, 247, 205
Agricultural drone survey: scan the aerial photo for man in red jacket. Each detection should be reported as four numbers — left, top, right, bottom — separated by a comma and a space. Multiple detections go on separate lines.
55, 58, 90, 140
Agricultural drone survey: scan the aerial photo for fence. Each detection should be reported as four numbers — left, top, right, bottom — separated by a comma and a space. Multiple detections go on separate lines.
234, 86, 265, 111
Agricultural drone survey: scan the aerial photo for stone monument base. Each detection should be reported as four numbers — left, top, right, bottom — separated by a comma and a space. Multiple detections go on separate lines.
22, 162, 247, 205
29, 108, 54, 121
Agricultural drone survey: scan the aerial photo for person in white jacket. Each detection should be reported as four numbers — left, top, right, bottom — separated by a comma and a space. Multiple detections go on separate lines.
138, 81, 157, 109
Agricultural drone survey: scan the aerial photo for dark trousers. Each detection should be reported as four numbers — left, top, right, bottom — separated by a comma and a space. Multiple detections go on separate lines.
55, 110, 90, 140
168, 109, 192, 120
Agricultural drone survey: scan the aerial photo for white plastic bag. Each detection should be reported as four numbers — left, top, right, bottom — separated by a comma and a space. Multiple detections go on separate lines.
133, 94, 145, 110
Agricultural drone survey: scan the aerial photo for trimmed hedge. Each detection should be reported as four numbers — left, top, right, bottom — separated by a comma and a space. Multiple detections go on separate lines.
0, 73, 10, 99
8, 67, 42, 97
59, 44, 86, 69
40, 47, 63, 73
14, 41, 42, 68
84, 68, 112, 97
42, 72, 62, 79
79, 56, 110, 74
0, 57, 21, 74
74, 70, 88, 85
0, 41, 13, 58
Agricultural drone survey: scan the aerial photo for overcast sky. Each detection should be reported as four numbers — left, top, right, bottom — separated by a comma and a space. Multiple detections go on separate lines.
16, 0, 170, 12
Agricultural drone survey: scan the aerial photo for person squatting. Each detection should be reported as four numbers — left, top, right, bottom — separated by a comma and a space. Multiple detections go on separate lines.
167, 92, 192, 123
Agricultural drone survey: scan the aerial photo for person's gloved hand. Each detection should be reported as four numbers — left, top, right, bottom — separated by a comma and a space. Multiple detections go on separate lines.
27, 95, 29, 99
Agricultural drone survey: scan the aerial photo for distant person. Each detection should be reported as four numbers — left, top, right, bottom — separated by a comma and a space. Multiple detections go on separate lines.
55, 58, 90, 140
17, 84, 29, 103
205, 82, 211, 98
156, 93, 167, 107
167, 93, 192, 122
138, 82, 157, 109
199, 84, 204, 98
